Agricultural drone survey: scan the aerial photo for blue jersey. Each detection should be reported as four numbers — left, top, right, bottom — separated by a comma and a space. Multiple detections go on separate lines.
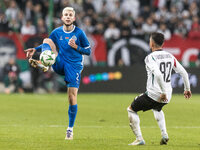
49, 25, 91, 66
34, 25, 90, 88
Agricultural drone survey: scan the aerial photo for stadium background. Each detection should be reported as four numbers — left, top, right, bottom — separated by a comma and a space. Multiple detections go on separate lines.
1, 1, 200, 150
0, 0, 200, 93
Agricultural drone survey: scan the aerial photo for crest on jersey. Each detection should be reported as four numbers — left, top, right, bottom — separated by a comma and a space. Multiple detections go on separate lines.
71, 35, 77, 41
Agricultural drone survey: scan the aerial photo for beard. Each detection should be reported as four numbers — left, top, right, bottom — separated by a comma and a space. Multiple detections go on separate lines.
63, 22, 73, 27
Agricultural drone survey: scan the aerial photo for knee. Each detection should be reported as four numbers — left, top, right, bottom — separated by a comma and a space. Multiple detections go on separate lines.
43, 38, 53, 45
68, 93, 75, 101
68, 88, 78, 105
154, 116, 159, 122
43, 38, 57, 54
68, 92, 77, 105
127, 106, 134, 113
127, 106, 136, 121
153, 110, 162, 121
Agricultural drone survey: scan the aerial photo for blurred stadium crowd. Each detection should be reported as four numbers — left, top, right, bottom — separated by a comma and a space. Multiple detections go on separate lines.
0, 0, 200, 93
0, 0, 200, 39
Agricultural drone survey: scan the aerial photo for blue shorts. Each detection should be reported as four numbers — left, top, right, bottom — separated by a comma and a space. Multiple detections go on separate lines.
52, 55, 82, 88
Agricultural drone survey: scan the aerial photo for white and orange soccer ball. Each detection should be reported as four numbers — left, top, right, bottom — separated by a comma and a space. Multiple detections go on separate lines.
40, 50, 56, 66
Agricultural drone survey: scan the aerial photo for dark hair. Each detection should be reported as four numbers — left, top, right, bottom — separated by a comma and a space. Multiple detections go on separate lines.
151, 32, 164, 46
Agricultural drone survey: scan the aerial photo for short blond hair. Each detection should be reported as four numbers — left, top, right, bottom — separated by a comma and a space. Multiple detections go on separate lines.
62, 7, 75, 16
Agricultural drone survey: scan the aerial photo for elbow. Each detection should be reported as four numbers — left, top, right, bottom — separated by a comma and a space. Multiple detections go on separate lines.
179, 69, 188, 78
86, 48, 91, 56
88, 50, 91, 56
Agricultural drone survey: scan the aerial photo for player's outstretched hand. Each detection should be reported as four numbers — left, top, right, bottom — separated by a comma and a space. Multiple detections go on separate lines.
68, 39, 78, 49
24, 48, 36, 59
184, 91, 192, 99
158, 93, 168, 102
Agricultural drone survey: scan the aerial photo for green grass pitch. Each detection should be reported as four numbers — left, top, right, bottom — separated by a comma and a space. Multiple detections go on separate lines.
0, 93, 200, 150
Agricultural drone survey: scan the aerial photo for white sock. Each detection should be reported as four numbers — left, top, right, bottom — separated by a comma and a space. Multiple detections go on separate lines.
67, 127, 73, 131
153, 110, 168, 137
127, 107, 143, 140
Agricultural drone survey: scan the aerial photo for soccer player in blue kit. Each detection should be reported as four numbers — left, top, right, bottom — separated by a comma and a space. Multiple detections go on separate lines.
25, 7, 91, 140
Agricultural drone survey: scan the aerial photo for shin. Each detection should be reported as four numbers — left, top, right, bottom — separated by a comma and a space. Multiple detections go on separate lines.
127, 107, 143, 140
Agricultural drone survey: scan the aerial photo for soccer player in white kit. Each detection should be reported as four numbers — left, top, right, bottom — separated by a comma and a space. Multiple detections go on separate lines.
127, 32, 192, 145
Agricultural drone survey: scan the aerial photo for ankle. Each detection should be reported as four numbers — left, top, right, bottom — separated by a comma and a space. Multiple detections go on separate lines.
162, 133, 168, 138
136, 136, 143, 141
67, 127, 73, 131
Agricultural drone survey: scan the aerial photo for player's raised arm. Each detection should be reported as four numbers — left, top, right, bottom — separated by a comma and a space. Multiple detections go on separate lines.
68, 31, 91, 56
68, 39, 91, 55
173, 58, 192, 99
24, 43, 44, 59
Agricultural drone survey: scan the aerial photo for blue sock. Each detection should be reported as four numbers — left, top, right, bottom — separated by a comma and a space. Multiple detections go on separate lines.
68, 104, 78, 128
42, 43, 52, 52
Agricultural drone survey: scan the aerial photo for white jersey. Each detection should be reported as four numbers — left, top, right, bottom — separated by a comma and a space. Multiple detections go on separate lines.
145, 50, 190, 103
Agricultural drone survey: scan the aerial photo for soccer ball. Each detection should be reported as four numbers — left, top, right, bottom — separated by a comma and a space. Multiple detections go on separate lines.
40, 50, 56, 66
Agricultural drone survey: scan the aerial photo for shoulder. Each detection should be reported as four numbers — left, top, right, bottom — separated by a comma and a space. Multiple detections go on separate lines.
51, 26, 63, 34
145, 52, 158, 64
165, 51, 174, 58
161, 50, 175, 59
75, 26, 86, 36
145, 53, 151, 63
75, 26, 83, 32
147, 52, 155, 60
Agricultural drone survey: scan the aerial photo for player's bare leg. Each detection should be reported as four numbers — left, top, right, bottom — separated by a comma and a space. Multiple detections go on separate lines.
43, 38, 58, 57
28, 38, 57, 72
153, 109, 169, 145
127, 106, 145, 145
65, 87, 78, 140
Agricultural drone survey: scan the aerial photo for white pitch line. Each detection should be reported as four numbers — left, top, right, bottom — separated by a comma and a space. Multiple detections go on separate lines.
0, 125, 200, 129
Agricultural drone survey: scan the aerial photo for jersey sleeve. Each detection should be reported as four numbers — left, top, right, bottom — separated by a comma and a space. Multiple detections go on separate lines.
49, 29, 57, 44
76, 30, 91, 55
145, 55, 167, 93
173, 57, 190, 91
34, 44, 42, 52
